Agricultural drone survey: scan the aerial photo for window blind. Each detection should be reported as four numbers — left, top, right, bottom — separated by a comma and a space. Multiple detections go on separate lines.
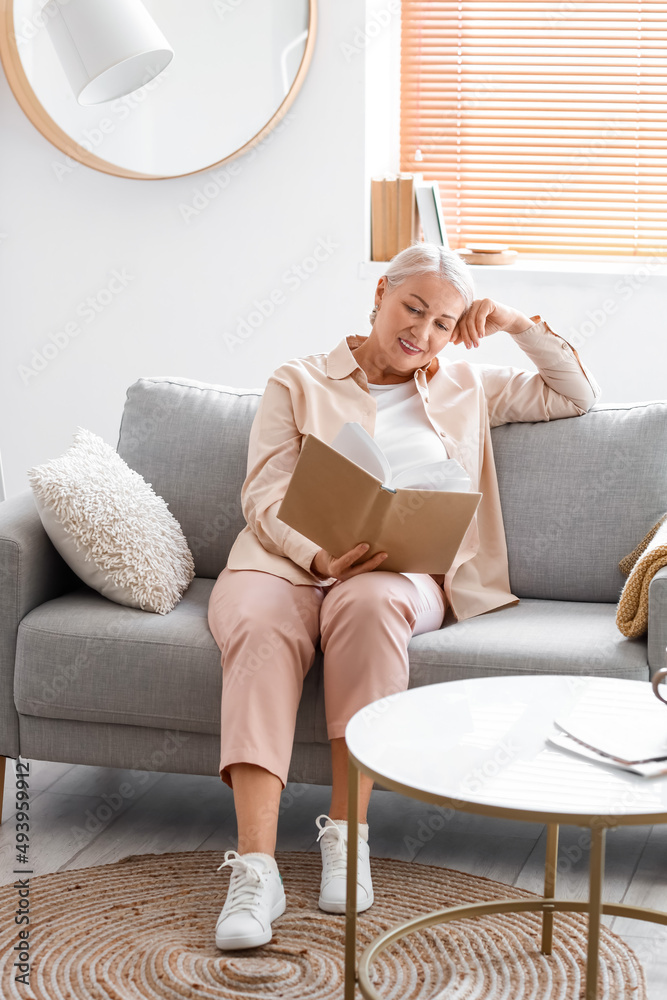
400, 1, 667, 256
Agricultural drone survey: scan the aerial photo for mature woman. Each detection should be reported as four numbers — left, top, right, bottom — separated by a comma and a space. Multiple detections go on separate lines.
208, 242, 600, 950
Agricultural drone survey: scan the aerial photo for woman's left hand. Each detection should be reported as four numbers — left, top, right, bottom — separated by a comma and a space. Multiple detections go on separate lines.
451, 298, 534, 349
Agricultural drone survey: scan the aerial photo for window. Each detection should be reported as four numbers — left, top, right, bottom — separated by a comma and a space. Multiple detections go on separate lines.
400, 1, 667, 256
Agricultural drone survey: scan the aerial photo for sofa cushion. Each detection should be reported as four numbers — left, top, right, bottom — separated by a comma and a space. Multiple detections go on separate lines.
491, 400, 667, 602
15, 584, 648, 742
116, 378, 262, 580
14, 580, 323, 745
409, 598, 649, 685
15, 580, 222, 733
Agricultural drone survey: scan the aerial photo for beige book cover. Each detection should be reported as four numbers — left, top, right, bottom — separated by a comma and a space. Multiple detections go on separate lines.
277, 433, 482, 574
370, 177, 387, 261
397, 173, 416, 251
384, 174, 399, 260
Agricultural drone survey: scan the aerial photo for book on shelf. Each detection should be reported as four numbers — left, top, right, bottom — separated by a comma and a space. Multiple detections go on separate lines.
371, 173, 422, 261
398, 172, 417, 251
370, 177, 387, 262
415, 180, 449, 247
277, 422, 481, 574
431, 180, 449, 248
384, 174, 399, 259
547, 679, 667, 777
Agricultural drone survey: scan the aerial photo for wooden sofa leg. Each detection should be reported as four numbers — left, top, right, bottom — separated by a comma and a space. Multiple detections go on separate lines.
0, 756, 5, 824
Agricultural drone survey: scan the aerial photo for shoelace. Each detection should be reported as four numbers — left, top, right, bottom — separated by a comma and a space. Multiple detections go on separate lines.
216, 850, 266, 915
315, 814, 349, 879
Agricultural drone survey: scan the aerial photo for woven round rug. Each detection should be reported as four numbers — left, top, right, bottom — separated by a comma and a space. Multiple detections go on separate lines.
0, 850, 646, 999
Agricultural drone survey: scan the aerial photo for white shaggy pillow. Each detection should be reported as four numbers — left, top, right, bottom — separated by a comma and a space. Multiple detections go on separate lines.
28, 427, 195, 615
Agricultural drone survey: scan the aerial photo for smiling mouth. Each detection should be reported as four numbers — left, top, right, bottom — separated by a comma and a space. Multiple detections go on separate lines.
398, 337, 421, 355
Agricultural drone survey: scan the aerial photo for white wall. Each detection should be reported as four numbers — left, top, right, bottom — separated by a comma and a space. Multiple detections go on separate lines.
1, 0, 664, 499
457, 260, 667, 405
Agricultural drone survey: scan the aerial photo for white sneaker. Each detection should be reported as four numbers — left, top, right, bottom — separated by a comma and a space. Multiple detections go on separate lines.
315, 814, 374, 914
215, 850, 286, 950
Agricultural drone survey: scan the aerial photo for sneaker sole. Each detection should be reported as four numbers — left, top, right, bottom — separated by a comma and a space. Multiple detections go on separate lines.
318, 890, 374, 915
215, 894, 286, 950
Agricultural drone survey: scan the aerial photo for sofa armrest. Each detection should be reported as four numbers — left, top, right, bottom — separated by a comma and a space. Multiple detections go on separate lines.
648, 565, 667, 676
0, 491, 78, 757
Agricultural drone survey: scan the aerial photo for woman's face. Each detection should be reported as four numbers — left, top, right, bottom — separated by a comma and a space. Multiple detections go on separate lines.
369, 273, 467, 380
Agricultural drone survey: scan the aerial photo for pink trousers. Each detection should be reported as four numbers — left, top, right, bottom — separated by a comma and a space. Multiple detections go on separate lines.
207, 567, 447, 790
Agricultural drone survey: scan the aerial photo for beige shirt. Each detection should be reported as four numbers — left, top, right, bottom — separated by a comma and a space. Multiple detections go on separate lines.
226, 317, 601, 621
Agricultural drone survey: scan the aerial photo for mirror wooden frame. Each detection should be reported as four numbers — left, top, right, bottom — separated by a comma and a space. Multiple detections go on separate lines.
0, 0, 317, 180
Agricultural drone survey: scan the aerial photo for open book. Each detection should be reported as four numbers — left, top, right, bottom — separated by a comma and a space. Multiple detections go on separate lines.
277, 423, 481, 574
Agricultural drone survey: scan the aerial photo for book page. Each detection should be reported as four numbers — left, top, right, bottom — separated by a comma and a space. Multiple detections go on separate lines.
331, 422, 390, 485
390, 458, 472, 492
331, 422, 472, 493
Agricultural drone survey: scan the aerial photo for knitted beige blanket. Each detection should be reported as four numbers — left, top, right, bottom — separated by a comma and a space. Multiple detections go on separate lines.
616, 514, 667, 638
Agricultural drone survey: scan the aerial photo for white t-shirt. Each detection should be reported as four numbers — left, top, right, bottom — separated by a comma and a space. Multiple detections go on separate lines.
367, 378, 448, 482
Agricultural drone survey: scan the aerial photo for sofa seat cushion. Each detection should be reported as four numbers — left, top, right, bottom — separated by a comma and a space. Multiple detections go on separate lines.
14, 577, 328, 741
407, 598, 649, 685
15, 579, 224, 733
16, 579, 648, 741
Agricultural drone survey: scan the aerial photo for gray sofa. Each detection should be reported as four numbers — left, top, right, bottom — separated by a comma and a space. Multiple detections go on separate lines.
1, 376, 666, 820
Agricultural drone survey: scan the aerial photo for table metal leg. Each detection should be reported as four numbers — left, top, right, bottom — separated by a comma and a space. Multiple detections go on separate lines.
585, 825, 606, 1000
541, 822, 559, 955
345, 754, 359, 1000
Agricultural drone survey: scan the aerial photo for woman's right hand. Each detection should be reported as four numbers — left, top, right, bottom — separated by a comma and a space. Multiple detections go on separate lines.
310, 542, 388, 582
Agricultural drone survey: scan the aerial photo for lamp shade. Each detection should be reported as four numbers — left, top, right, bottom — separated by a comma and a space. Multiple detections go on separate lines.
43, 0, 174, 106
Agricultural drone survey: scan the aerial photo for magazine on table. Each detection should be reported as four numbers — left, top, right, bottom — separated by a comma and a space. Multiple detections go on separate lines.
548, 679, 667, 777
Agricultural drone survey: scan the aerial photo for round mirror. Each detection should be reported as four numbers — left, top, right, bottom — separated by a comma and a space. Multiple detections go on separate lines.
0, 0, 316, 179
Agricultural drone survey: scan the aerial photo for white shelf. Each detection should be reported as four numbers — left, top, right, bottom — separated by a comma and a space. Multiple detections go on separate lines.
358, 256, 667, 279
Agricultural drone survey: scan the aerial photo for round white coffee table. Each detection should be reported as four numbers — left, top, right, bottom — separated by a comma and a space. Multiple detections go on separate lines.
343, 675, 667, 1000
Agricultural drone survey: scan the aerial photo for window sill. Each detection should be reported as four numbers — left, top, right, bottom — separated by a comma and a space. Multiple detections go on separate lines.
358, 255, 667, 279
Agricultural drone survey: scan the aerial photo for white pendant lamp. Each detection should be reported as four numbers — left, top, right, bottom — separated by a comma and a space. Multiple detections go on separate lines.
43, 0, 174, 106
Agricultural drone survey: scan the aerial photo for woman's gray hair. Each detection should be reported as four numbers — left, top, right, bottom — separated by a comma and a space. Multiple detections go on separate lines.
369, 241, 475, 326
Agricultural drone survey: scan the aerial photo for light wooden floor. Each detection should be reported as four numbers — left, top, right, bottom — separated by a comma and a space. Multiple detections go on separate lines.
2, 757, 667, 998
